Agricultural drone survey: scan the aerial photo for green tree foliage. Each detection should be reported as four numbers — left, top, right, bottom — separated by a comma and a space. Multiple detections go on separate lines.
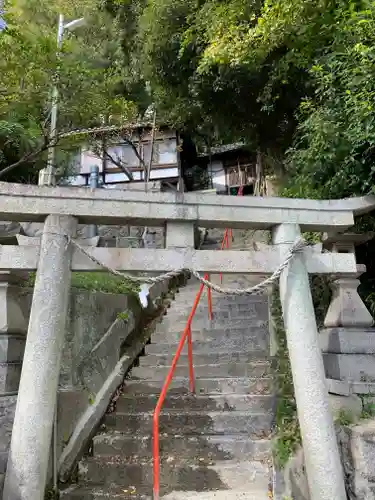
108, 0, 375, 197
196, 0, 373, 200
284, 2, 375, 199
4, 0, 375, 197
106, 0, 308, 152
0, 0, 136, 181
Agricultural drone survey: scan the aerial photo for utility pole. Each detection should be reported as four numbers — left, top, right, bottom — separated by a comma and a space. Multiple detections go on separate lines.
38, 15, 86, 186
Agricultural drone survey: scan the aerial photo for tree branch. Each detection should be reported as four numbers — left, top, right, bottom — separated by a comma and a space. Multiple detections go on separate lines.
0, 123, 150, 181
102, 149, 134, 181
121, 135, 147, 172
89, 138, 134, 181
0, 135, 50, 179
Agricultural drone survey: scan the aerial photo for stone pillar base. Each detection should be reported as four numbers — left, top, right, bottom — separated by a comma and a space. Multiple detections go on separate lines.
320, 327, 375, 382
0, 272, 30, 496
0, 280, 29, 397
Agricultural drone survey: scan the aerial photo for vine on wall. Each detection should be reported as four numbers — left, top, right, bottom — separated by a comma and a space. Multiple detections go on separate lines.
271, 286, 301, 468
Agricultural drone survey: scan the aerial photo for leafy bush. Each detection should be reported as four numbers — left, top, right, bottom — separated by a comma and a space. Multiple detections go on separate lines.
271, 287, 301, 468
24, 271, 139, 295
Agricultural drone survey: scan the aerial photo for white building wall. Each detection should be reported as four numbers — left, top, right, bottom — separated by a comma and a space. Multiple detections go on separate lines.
64, 139, 179, 187
209, 160, 226, 189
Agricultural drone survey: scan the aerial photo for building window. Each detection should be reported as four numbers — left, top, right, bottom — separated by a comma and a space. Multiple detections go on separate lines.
106, 144, 140, 170
143, 139, 177, 166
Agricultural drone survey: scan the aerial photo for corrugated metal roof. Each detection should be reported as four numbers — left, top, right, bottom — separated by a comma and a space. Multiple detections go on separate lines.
198, 142, 246, 157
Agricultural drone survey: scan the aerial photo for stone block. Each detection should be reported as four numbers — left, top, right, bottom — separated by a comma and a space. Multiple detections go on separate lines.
20, 222, 43, 237
323, 353, 375, 382
0, 335, 25, 363
0, 362, 22, 394
77, 313, 137, 396
0, 284, 28, 334
165, 221, 195, 248
60, 290, 129, 389
328, 394, 363, 423
352, 421, 375, 480
323, 232, 374, 252
326, 378, 351, 396
320, 328, 375, 354
0, 222, 22, 244
108, 181, 161, 192
283, 447, 310, 500
338, 422, 375, 499
0, 395, 17, 494
16, 234, 100, 248
56, 389, 89, 460
0, 396, 17, 453
78, 357, 106, 396
284, 417, 375, 500
0, 275, 29, 401
98, 225, 163, 247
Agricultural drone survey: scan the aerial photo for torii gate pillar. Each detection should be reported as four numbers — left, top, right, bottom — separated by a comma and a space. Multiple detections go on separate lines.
273, 223, 346, 500
3, 215, 77, 500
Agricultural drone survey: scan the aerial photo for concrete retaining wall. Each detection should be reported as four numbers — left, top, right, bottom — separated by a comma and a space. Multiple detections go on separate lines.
0, 397, 16, 492
0, 273, 185, 491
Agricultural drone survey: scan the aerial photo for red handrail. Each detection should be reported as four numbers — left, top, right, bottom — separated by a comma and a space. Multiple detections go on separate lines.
221, 229, 229, 251
153, 186, 244, 497
207, 283, 213, 320
219, 186, 243, 283
152, 274, 208, 500
219, 229, 229, 284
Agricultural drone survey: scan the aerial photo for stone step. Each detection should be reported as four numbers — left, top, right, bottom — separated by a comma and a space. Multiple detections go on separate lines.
207, 303, 268, 313
139, 350, 269, 366
166, 312, 269, 325
60, 486, 147, 500
174, 294, 268, 305
170, 303, 268, 316
151, 327, 268, 344
123, 377, 272, 396
161, 491, 271, 500
154, 320, 268, 336
104, 411, 273, 436
116, 393, 274, 413
145, 337, 269, 354
200, 244, 224, 250
161, 312, 268, 324
168, 294, 266, 305
78, 458, 271, 492
65, 271, 273, 500
153, 320, 269, 337
129, 362, 271, 380
93, 433, 272, 462
61, 486, 270, 500
166, 298, 268, 317
155, 317, 267, 330
156, 317, 268, 328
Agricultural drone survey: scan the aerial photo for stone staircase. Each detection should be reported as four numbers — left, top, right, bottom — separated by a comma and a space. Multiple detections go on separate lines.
62, 236, 274, 500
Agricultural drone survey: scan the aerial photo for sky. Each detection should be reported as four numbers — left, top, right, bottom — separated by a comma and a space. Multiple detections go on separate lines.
0, 8, 4, 31
0, 0, 5, 31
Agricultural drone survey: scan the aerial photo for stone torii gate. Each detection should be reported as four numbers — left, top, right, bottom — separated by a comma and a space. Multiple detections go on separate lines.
0, 181, 374, 500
